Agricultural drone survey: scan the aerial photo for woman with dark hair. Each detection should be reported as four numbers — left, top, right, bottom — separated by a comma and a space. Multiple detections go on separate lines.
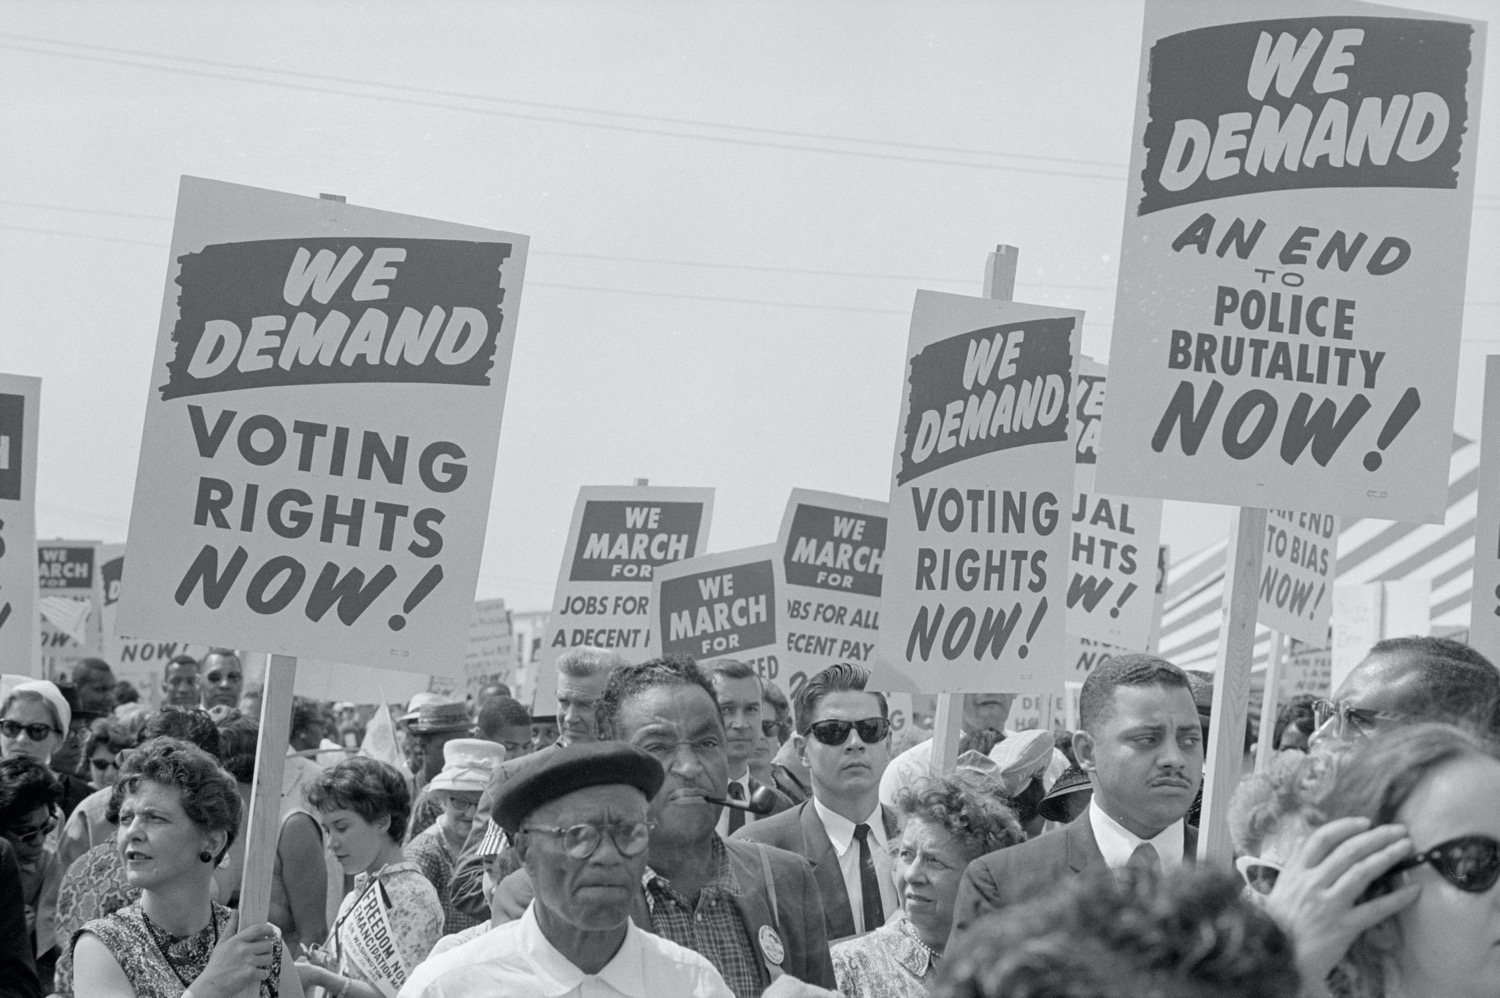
1271, 723, 1500, 998
83, 720, 132, 791
295, 756, 441, 998
0, 757, 63, 975
71, 737, 295, 998
832, 773, 1026, 998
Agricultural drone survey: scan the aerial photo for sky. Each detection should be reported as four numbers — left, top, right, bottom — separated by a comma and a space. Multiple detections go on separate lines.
1, 0, 1496, 615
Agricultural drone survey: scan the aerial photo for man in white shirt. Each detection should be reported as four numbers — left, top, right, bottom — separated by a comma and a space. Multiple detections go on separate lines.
701, 659, 793, 837
733, 663, 900, 941
399, 741, 732, 998
949, 654, 1203, 942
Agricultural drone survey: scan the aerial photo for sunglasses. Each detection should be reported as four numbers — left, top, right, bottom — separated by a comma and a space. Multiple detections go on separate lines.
90, 757, 120, 772
8, 812, 57, 847
0, 721, 61, 742
1312, 699, 1404, 739
521, 820, 654, 860
1363, 835, 1500, 900
1235, 855, 1283, 895
808, 717, 890, 746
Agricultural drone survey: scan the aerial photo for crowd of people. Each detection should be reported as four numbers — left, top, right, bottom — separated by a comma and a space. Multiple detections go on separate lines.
0, 635, 1496, 998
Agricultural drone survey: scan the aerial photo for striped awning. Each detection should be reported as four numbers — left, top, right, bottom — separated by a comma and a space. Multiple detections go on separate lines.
1159, 433, 1480, 674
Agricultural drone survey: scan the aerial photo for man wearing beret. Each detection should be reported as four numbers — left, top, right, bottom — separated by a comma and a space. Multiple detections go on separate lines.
488, 656, 839, 998
398, 741, 732, 997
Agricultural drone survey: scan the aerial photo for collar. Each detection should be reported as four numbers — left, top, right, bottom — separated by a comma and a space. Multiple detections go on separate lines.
728, 771, 751, 796
521, 903, 647, 998
813, 797, 887, 853
643, 834, 740, 900
890, 913, 936, 977
1087, 799, 1185, 871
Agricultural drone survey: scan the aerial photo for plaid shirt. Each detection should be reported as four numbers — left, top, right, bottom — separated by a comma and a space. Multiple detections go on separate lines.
405, 823, 486, 936
642, 835, 766, 998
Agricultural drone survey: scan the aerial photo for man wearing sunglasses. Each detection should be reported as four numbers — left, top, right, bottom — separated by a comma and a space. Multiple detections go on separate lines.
399, 741, 733, 998
952, 654, 1203, 939
1310, 635, 1498, 747
734, 663, 900, 942
701, 660, 793, 837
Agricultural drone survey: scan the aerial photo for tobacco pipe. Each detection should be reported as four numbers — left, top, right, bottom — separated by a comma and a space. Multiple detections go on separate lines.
703, 785, 778, 815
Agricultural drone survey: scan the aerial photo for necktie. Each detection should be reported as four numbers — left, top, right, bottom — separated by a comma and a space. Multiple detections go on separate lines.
1127, 841, 1161, 872
853, 823, 885, 932
727, 781, 746, 834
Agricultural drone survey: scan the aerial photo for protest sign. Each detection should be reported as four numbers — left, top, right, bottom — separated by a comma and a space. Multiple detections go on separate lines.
774, 489, 916, 698
650, 544, 779, 679
1259, 509, 1338, 645
38, 541, 103, 677
1470, 357, 1500, 657
1067, 359, 1163, 650
339, 879, 409, 998
1096, 1, 1486, 524
0, 375, 39, 676
533, 485, 712, 713
462, 598, 516, 698
879, 290, 1080, 694
1279, 639, 1332, 700
98, 546, 211, 707
116, 177, 527, 672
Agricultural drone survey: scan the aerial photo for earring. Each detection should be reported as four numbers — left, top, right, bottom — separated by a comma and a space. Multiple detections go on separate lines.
199, 850, 213, 863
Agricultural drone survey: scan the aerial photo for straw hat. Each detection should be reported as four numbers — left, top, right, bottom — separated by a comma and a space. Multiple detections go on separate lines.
1037, 764, 1093, 823
399, 692, 451, 725
427, 738, 505, 794
408, 701, 472, 735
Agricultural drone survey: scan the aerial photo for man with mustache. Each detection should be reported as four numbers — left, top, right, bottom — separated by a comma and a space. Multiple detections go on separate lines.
733, 663, 900, 942
950, 654, 1204, 940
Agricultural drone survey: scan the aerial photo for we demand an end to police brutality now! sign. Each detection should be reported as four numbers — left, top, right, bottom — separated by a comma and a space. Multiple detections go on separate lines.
117, 177, 528, 672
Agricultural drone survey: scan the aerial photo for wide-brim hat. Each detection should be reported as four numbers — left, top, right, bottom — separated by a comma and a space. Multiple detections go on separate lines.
408, 701, 472, 735
492, 742, 664, 835
1037, 764, 1092, 823
988, 728, 1056, 796
427, 738, 505, 794
399, 692, 451, 725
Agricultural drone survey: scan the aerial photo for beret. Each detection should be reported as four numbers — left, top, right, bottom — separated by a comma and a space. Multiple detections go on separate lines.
493, 741, 665, 834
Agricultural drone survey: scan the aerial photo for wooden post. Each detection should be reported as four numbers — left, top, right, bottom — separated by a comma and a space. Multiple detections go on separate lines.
1254, 630, 1285, 772
237, 653, 297, 931
1196, 507, 1265, 865
929, 245, 1020, 779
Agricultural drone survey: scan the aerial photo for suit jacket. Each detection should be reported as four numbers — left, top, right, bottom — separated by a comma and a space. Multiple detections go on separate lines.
490, 836, 836, 993
447, 742, 563, 919
731, 799, 900, 942
0, 839, 41, 998
949, 815, 1199, 944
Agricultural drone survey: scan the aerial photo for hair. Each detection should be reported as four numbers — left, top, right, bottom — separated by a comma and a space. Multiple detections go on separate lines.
701, 658, 760, 685
164, 653, 199, 677
895, 773, 1024, 864
1227, 744, 1347, 857
214, 712, 260, 783
1306, 723, 1496, 990
477, 695, 532, 740
793, 663, 888, 735
71, 658, 114, 686
306, 756, 412, 843
1, 690, 62, 732
1079, 654, 1193, 733
114, 680, 140, 705
935, 866, 1300, 998
202, 647, 242, 666
0, 757, 61, 829
556, 646, 628, 681
107, 737, 241, 862
1364, 635, 1500, 734
289, 697, 323, 740
762, 679, 793, 739
477, 682, 512, 701
1273, 694, 1319, 748
594, 655, 720, 743
141, 706, 222, 758
84, 718, 134, 760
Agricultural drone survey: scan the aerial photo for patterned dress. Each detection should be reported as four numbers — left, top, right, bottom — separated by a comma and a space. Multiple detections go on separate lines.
405, 823, 484, 936
831, 913, 938, 998
328, 861, 443, 991
75, 901, 282, 998
54, 841, 139, 996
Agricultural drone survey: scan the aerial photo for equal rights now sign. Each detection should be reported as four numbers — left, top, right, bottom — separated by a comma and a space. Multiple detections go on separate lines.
117, 177, 527, 671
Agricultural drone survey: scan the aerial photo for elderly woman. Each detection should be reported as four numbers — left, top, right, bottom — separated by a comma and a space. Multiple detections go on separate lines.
72, 737, 295, 998
1227, 745, 1346, 897
404, 739, 502, 936
832, 773, 1025, 998
0, 756, 63, 977
295, 756, 442, 998
1270, 724, 1500, 998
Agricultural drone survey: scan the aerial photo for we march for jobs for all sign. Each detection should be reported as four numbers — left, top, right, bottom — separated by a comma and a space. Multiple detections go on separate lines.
117, 177, 527, 672
1097, 0, 1486, 523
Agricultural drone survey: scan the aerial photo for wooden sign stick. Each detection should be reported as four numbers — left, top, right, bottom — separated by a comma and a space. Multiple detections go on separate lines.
929, 244, 1019, 779
1196, 507, 1264, 864
236, 652, 297, 966
1254, 629, 1285, 772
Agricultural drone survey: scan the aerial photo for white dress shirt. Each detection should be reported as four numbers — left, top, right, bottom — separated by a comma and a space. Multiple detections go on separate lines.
1087, 799, 1186, 872
812, 798, 900, 934
397, 902, 732, 998
714, 771, 759, 838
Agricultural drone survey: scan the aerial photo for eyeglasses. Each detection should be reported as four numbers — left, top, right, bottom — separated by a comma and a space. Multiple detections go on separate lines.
521, 820, 654, 860
808, 717, 890, 746
8, 812, 57, 847
90, 757, 120, 772
1312, 699, 1405, 739
0, 721, 61, 742
1366, 835, 1500, 898
1234, 855, 1283, 895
